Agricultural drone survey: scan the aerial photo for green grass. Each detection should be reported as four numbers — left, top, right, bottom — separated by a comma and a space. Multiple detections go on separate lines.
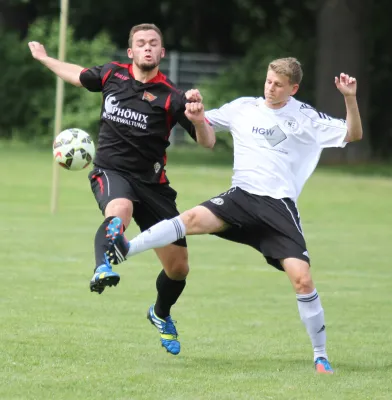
0, 147, 391, 400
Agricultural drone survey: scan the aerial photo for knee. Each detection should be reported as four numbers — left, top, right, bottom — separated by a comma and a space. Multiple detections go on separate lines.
105, 199, 133, 227
181, 208, 199, 231
292, 273, 314, 294
165, 259, 189, 280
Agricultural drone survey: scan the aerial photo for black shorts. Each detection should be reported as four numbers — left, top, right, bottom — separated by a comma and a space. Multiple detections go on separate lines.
88, 167, 187, 247
200, 187, 309, 271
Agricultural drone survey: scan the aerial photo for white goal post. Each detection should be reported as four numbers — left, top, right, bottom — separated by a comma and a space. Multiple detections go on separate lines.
50, 0, 69, 214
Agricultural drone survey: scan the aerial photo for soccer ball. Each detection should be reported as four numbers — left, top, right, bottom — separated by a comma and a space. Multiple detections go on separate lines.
53, 128, 95, 171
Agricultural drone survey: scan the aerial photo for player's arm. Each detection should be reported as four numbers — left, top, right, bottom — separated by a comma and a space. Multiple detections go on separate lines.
172, 89, 215, 148
184, 101, 216, 148
184, 88, 216, 148
335, 73, 363, 143
28, 41, 83, 87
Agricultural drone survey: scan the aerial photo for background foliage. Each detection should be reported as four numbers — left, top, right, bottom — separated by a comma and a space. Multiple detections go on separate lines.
1, 0, 391, 159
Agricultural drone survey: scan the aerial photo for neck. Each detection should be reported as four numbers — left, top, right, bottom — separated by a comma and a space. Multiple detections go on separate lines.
132, 63, 160, 83
264, 99, 289, 110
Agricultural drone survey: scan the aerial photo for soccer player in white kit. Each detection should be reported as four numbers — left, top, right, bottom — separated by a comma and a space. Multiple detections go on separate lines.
106, 58, 363, 372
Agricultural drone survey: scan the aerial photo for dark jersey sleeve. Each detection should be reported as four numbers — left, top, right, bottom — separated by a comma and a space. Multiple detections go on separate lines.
170, 91, 196, 141
79, 64, 113, 92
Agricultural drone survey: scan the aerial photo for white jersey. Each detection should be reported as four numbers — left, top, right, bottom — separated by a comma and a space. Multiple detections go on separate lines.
205, 96, 347, 200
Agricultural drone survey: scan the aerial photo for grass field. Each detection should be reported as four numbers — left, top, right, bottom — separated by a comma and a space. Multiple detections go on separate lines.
1, 146, 391, 400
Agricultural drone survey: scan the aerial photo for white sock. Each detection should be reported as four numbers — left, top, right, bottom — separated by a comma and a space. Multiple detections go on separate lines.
296, 289, 327, 361
126, 216, 186, 257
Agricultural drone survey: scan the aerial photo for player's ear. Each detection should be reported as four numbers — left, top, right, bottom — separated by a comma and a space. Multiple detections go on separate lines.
291, 84, 299, 96
127, 48, 134, 60
161, 47, 165, 58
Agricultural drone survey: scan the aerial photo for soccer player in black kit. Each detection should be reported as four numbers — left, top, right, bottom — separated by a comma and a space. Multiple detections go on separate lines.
28, 23, 215, 355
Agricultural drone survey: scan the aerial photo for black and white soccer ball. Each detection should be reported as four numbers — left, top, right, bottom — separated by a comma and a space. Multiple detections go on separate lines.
53, 128, 95, 171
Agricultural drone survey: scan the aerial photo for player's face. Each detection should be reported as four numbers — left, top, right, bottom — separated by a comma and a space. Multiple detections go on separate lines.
264, 70, 299, 108
128, 30, 165, 71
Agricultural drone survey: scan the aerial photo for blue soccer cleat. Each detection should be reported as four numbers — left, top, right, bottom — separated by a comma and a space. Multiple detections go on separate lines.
315, 357, 334, 374
90, 254, 120, 294
105, 217, 130, 265
147, 305, 180, 355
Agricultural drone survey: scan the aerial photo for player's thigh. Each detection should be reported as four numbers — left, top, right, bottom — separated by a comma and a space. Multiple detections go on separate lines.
181, 205, 228, 234
132, 183, 182, 234
199, 187, 256, 232
88, 167, 136, 227
154, 244, 189, 280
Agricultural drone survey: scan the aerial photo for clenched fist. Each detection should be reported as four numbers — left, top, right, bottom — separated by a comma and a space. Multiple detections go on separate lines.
185, 102, 205, 125
185, 89, 203, 103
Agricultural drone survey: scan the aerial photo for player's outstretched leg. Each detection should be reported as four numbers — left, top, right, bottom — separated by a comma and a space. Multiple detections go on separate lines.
90, 216, 121, 294
147, 304, 180, 355
105, 217, 130, 264
106, 216, 186, 263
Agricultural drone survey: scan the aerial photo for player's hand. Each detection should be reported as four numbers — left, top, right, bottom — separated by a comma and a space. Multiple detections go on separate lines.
185, 89, 203, 103
185, 102, 205, 125
28, 41, 49, 61
335, 73, 357, 97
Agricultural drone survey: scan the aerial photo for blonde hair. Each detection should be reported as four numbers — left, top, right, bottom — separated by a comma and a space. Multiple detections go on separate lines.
268, 57, 303, 85
128, 23, 164, 47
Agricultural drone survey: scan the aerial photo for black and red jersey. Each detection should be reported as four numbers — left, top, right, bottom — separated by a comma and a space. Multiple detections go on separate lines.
80, 62, 196, 184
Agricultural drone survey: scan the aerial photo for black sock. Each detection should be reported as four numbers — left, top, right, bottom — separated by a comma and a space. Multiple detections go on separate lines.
94, 216, 116, 270
154, 270, 186, 319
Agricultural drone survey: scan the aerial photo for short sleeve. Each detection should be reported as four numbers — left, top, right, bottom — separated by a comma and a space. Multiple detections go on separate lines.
299, 103, 347, 148
170, 91, 196, 141
205, 97, 255, 132
79, 64, 113, 92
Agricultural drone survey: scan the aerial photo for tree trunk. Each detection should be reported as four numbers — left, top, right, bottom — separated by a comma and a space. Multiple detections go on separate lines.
0, 0, 34, 37
315, 0, 373, 163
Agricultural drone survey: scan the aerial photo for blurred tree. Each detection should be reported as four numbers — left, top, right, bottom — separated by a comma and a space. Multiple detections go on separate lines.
315, 0, 373, 163
0, 0, 315, 55
199, 1, 316, 150
0, 18, 115, 142
368, 0, 392, 159
0, 0, 35, 36
1, 0, 391, 159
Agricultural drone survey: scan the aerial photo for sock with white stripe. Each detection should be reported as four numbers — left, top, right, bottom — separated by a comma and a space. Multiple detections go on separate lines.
154, 270, 186, 319
296, 289, 328, 361
94, 216, 119, 270
127, 216, 186, 257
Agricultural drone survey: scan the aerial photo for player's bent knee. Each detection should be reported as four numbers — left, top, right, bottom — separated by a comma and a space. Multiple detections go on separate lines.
165, 260, 189, 280
281, 258, 314, 294
105, 198, 133, 227
292, 273, 314, 294
181, 206, 224, 234
156, 245, 189, 280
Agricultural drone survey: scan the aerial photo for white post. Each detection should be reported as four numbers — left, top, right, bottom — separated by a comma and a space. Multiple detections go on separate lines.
50, 0, 69, 214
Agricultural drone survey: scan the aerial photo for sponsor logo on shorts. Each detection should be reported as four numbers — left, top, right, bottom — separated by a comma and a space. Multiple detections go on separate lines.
210, 197, 224, 205
303, 250, 309, 257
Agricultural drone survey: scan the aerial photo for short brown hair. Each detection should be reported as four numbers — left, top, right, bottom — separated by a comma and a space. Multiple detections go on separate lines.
268, 57, 303, 85
128, 23, 164, 47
